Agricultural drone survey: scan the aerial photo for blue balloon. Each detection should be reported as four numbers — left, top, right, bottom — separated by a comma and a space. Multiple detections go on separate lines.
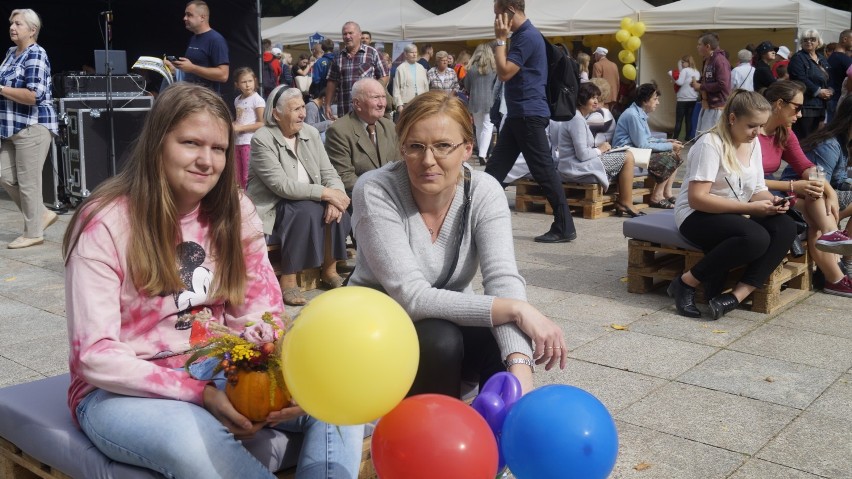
501, 385, 618, 479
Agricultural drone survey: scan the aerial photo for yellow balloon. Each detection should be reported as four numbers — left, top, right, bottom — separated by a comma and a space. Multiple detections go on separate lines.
620, 17, 634, 31
626, 35, 642, 52
614, 29, 631, 43
281, 287, 419, 425
630, 21, 646, 37
618, 49, 635, 64
621, 40, 630, 50
622, 63, 637, 81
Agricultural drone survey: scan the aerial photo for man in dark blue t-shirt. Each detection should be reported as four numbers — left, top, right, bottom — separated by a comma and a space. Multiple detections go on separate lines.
485, 0, 575, 243
167, 0, 229, 95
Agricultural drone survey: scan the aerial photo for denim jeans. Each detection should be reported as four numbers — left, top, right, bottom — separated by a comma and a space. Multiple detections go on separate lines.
76, 359, 364, 479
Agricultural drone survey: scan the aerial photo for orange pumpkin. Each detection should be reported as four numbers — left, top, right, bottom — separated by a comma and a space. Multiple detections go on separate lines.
225, 370, 291, 422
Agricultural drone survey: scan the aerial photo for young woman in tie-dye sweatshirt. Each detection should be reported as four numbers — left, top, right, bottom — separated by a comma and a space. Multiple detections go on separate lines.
62, 83, 363, 479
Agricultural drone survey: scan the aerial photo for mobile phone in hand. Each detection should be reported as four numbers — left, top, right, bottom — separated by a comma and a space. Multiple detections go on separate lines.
777, 195, 795, 205
166, 55, 179, 62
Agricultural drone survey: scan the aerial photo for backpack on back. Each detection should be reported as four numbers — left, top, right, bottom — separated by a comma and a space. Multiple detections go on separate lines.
541, 35, 580, 121
262, 59, 277, 94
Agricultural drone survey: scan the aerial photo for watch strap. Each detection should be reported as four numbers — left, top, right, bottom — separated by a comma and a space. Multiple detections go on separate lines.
504, 357, 534, 372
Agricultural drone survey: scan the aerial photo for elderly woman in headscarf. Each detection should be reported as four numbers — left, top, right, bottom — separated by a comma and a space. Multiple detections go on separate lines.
246, 86, 351, 306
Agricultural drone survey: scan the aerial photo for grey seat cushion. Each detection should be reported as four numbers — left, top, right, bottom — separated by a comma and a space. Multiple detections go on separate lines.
0, 374, 301, 479
622, 210, 700, 252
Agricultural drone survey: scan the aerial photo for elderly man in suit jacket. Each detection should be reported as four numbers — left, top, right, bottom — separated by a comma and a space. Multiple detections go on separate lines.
325, 78, 399, 194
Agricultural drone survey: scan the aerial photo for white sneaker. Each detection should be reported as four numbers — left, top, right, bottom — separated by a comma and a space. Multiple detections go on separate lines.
7, 236, 44, 249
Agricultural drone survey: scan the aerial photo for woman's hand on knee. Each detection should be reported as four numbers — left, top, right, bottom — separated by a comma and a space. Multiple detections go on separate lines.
495, 299, 567, 371
321, 188, 350, 212
324, 203, 343, 224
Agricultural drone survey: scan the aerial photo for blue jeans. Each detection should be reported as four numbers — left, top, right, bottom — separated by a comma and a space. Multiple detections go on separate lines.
76, 360, 364, 479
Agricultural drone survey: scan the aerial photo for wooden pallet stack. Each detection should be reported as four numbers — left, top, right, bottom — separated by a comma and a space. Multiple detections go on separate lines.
513, 178, 651, 219
626, 239, 811, 314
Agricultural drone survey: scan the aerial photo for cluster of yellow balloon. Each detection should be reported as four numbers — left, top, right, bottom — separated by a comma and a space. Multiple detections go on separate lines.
614, 17, 646, 81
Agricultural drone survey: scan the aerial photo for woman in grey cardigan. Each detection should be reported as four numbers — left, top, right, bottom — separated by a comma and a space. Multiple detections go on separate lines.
246, 86, 351, 305
349, 91, 566, 396
464, 42, 498, 164
552, 82, 644, 217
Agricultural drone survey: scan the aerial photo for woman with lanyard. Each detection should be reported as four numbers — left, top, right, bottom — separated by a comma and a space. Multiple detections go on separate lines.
0, 9, 58, 249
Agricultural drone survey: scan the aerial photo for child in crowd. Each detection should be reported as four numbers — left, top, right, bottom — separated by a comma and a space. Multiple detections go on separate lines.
232, 67, 265, 189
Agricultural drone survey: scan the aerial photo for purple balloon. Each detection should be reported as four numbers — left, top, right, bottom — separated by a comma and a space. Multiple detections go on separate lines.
471, 372, 522, 470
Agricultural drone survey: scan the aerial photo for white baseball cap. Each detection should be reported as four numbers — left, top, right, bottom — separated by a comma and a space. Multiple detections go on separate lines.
271, 47, 283, 57
594, 47, 608, 56
777, 46, 790, 59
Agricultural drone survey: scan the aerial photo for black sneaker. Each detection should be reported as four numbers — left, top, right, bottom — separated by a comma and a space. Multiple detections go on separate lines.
534, 230, 577, 243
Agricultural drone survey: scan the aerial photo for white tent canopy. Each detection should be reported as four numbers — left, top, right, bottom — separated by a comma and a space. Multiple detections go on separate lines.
261, 16, 292, 32
404, 0, 653, 42
262, 0, 434, 45
635, 0, 851, 133
638, 0, 851, 42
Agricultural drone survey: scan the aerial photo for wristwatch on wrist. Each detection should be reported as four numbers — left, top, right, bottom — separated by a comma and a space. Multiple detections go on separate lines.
495, 40, 506, 47
504, 357, 534, 372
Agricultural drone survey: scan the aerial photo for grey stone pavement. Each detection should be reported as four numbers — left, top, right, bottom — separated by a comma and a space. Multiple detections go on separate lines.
1, 181, 850, 479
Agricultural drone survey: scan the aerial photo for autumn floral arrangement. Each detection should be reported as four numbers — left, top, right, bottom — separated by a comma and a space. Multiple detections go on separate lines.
185, 312, 291, 421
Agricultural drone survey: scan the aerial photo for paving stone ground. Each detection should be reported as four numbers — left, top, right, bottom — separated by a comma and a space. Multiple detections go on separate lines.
1, 183, 849, 478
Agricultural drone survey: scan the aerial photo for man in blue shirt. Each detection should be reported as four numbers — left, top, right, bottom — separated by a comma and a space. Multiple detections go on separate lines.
167, 0, 229, 95
485, 0, 575, 243
311, 39, 335, 99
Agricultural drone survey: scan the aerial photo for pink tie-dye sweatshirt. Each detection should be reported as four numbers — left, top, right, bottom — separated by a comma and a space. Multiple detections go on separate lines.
65, 194, 285, 418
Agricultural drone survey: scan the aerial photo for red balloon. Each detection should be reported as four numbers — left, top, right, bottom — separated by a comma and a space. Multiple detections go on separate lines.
372, 394, 498, 479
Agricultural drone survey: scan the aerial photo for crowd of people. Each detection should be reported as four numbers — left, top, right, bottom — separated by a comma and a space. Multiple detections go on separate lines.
1, 0, 850, 477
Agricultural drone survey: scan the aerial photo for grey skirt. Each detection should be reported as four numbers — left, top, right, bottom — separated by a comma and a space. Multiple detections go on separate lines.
600, 150, 628, 181
271, 199, 351, 274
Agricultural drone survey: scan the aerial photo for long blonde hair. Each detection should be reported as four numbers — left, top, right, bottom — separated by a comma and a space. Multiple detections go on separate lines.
467, 43, 495, 75
62, 83, 248, 304
577, 53, 590, 75
710, 89, 771, 176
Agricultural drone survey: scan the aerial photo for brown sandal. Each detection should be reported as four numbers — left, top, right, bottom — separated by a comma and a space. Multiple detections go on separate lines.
282, 287, 308, 306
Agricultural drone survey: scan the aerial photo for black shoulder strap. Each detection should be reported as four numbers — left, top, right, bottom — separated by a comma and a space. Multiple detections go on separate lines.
435, 167, 471, 289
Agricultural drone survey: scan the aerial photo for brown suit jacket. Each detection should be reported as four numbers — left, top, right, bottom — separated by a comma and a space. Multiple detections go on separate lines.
592, 57, 620, 104
324, 111, 398, 191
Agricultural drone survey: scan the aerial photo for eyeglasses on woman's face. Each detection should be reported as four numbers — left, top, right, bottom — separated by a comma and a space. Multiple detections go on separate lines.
402, 142, 465, 159
802, 37, 818, 43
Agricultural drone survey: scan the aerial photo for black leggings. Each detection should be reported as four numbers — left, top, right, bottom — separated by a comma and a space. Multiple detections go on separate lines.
679, 211, 796, 288
407, 318, 505, 398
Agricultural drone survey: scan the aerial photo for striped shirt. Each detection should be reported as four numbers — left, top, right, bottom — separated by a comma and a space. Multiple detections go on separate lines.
0, 44, 57, 138
326, 44, 387, 115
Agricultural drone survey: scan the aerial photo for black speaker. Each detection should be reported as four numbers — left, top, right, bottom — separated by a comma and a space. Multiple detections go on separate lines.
63, 107, 149, 198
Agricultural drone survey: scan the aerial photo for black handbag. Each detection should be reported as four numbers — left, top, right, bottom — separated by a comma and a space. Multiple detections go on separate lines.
786, 207, 808, 258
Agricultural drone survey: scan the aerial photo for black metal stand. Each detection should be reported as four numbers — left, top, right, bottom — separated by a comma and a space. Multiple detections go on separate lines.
101, 5, 117, 176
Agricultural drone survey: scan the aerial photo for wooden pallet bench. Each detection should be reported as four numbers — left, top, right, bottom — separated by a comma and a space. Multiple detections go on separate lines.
627, 238, 811, 314
0, 374, 377, 479
513, 178, 651, 219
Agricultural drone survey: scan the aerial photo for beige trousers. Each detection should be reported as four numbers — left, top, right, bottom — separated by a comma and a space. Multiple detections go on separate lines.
0, 124, 52, 238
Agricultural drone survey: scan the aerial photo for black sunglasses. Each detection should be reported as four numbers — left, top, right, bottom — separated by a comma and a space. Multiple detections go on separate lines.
784, 99, 803, 113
